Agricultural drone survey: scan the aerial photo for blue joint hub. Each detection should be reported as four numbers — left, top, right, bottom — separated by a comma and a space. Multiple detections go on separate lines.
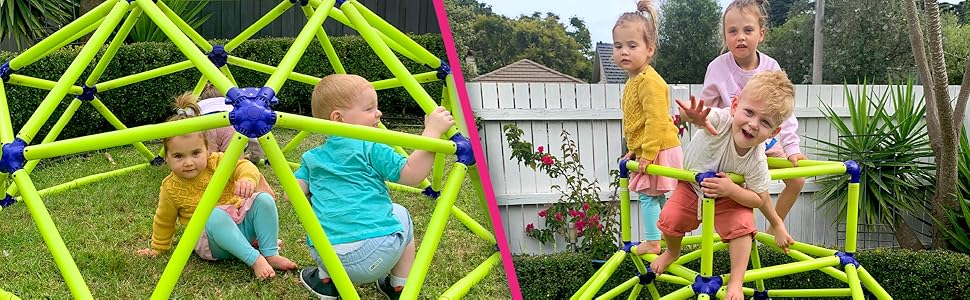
0, 138, 27, 174
421, 186, 440, 199
0, 61, 13, 82
692, 275, 723, 297
0, 193, 14, 208
78, 84, 98, 101
436, 60, 452, 80
288, 0, 310, 5
618, 159, 630, 178
451, 133, 475, 166
151, 155, 165, 166
835, 251, 859, 268
636, 269, 656, 285
844, 160, 861, 183
226, 87, 279, 139
335, 0, 346, 8
207, 45, 229, 68
621, 240, 638, 252
753, 289, 770, 300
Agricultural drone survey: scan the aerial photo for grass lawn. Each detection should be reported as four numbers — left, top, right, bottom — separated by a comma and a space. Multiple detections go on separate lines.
0, 128, 508, 299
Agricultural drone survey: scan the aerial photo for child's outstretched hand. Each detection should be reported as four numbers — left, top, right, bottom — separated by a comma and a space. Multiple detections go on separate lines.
675, 96, 717, 135
423, 106, 456, 138
788, 153, 808, 167
235, 179, 256, 199
136, 248, 160, 257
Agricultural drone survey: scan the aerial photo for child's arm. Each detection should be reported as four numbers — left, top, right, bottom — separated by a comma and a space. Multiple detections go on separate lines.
230, 157, 261, 199
699, 173, 762, 208
398, 106, 455, 186
756, 191, 795, 252
777, 116, 807, 165
675, 96, 718, 135
137, 190, 178, 257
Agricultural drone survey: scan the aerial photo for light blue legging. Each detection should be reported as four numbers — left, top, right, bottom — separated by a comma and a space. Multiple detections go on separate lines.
640, 193, 667, 241
205, 193, 280, 266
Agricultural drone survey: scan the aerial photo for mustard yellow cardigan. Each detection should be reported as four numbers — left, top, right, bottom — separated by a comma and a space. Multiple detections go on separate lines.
622, 66, 680, 161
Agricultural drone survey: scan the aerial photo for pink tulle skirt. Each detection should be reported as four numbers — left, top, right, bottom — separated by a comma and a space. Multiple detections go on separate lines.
629, 146, 683, 196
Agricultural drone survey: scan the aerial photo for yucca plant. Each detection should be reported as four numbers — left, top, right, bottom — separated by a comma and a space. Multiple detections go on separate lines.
938, 130, 970, 253
811, 80, 935, 248
0, 0, 75, 49
129, 0, 210, 43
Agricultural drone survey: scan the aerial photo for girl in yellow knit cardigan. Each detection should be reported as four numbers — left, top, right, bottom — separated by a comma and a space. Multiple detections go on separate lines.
613, 0, 684, 256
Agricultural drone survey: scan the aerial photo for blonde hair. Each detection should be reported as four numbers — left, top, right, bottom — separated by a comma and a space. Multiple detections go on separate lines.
200, 82, 223, 100
311, 74, 373, 120
741, 70, 794, 126
721, 0, 770, 50
613, 0, 660, 56
162, 92, 208, 152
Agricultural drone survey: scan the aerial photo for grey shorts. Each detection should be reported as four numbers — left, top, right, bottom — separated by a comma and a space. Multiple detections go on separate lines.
309, 203, 414, 283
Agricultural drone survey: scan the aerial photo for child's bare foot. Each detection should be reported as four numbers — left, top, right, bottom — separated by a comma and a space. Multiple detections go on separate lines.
633, 240, 661, 255
767, 224, 794, 253
252, 256, 276, 279
650, 251, 679, 274
265, 255, 298, 271
724, 280, 744, 300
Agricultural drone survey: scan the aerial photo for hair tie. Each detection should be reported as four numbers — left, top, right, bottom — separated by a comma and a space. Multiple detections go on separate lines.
176, 108, 196, 117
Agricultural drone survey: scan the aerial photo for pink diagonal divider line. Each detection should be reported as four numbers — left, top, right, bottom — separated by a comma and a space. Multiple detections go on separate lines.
431, 1, 522, 299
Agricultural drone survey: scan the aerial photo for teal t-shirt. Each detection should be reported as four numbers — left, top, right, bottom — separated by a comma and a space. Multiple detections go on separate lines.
294, 136, 407, 245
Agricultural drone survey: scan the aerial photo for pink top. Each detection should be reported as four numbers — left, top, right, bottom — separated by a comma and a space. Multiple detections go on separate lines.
699, 52, 801, 156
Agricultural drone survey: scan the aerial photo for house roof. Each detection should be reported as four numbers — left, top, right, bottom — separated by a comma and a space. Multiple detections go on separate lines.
471, 59, 586, 83
593, 42, 629, 84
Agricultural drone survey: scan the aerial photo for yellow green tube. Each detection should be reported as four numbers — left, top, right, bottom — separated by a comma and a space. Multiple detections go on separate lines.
227, 56, 320, 86
89, 98, 155, 160
466, 166, 494, 229
597, 276, 639, 300
766, 157, 845, 169
258, 133, 358, 299
351, 1, 441, 66
660, 285, 695, 300
97, 60, 195, 92
275, 112, 456, 154
299, 5, 346, 74
371, 71, 440, 91
620, 177, 631, 241
16, 0, 130, 143
87, 5, 144, 86
12, 170, 92, 298
0, 82, 12, 143
738, 256, 840, 282
151, 135, 248, 299
439, 252, 502, 299
33, 163, 151, 198
701, 197, 715, 277
655, 274, 692, 286
769, 164, 847, 181
432, 153, 445, 191
7, 0, 115, 69
319, 1, 421, 64
225, 1, 295, 51
740, 287, 852, 297
626, 280, 645, 300
221, 65, 238, 86
265, 0, 333, 91
387, 182, 423, 193
755, 232, 837, 257
24, 113, 229, 160
281, 130, 311, 155
193, 75, 209, 96
641, 253, 699, 282
845, 264, 864, 300
157, 0, 212, 52
402, 164, 468, 298
6, 75, 83, 95
444, 75, 468, 137
672, 242, 728, 265
577, 251, 627, 300
856, 266, 892, 299
786, 249, 848, 283
750, 242, 766, 292
7, 99, 83, 196
451, 204, 497, 244
36, 19, 105, 68
134, 0, 232, 93
572, 254, 614, 300
846, 182, 860, 253
0, 287, 21, 299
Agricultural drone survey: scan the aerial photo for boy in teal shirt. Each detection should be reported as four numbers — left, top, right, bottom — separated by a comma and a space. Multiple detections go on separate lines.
295, 74, 455, 299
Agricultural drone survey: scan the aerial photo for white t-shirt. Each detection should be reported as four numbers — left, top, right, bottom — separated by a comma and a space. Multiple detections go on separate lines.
683, 108, 771, 203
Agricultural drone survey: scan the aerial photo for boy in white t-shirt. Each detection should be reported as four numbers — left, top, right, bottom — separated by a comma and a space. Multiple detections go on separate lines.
650, 70, 796, 300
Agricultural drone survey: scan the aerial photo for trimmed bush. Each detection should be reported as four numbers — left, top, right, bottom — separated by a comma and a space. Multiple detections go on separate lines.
514, 247, 970, 299
0, 34, 446, 140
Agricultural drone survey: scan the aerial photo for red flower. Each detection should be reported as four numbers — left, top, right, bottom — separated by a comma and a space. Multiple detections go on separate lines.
582, 202, 590, 211
540, 155, 554, 165
538, 209, 547, 217
526, 223, 535, 232
555, 212, 564, 222
590, 214, 600, 224
578, 211, 586, 219
569, 209, 579, 218
537, 146, 544, 153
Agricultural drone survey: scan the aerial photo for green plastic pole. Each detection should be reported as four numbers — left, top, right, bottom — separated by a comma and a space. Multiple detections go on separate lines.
700, 197, 715, 277
451, 204, 497, 244
34, 163, 151, 197
739, 256, 840, 282
134, 0, 232, 92
628, 161, 696, 182
768, 164, 847, 181
227, 56, 320, 86
151, 135, 248, 299
0, 288, 20, 300
746, 288, 852, 297
225, 1, 295, 51
856, 266, 892, 299
0, 81, 12, 143
96, 61, 196, 92
221, 65, 238, 86
467, 167, 494, 229
89, 98, 155, 159
351, 1, 441, 66
6, 99, 83, 197
35, 19, 105, 67
259, 133, 358, 299
387, 182, 423, 193
620, 176, 632, 242
846, 264, 865, 300
265, 0, 334, 92
402, 164, 468, 298
24, 114, 229, 160
6, 75, 83, 95
444, 75, 468, 137
786, 249, 848, 283
16, 0, 130, 143
678, 234, 722, 246
439, 252, 502, 299
157, 0, 212, 52
659, 285, 695, 300
573, 255, 613, 299
371, 71, 440, 91
320, 2, 422, 64
87, 5, 144, 86
7, 0, 116, 69
275, 112, 456, 154
432, 153, 445, 191
754, 233, 834, 257
12, 170, 92, 298
597, 276, 639, 300
299, 5, 346, 74
766, 157, 844, 169
655, 274, 692, 285
672, 242, 728, 265
192, 75, 209, 96
846, 182, 860, 253
577, 251, 627, 300
750, 243, 766, 292
281, 130, 312, 155
642, 253, 699, 282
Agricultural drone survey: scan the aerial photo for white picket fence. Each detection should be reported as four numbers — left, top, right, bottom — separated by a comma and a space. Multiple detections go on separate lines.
467, 82, 964, 254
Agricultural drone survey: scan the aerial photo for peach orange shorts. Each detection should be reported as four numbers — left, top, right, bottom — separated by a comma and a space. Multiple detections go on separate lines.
656, 181, 757, 241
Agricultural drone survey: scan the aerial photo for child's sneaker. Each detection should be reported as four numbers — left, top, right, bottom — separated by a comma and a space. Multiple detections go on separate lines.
375, 275, 402, 300
300, 267, 339, 300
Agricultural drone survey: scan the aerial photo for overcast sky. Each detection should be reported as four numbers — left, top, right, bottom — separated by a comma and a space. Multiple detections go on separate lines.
476, 0, 965, 48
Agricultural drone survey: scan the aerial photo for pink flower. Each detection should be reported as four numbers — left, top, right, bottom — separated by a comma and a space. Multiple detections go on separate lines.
541, 155, 554, 165
538, 209, 547, 217
526, 223, 535, 232
569, 209, 579, 218
598, 223, 604, 230
590, 214, 600, 224
582, 202, 590, 211
576, 220, 587, 232
537, 146, 544, 153
555, 212, 564, 222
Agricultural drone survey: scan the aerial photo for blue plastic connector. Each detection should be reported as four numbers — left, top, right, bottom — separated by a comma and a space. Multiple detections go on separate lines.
691, 275, 723, 297
226, 87, 278, 138
0, 194, 14, 208
753, 289, 770, 300
0, 61, 12, 82
436, 60, 452, 80
422, 186, 440, 199
450, 133, 475, 166
0, 138, 27, 174
335, 0, 346, 7
621, 240, 638, 253
844, 160, 861, 183
636, 270, 656, 285
618, 158, 630, 179
835, 251, 859, 268
151, 155, 165, 166
207, 45, 228, 68
78, 84, 98, 101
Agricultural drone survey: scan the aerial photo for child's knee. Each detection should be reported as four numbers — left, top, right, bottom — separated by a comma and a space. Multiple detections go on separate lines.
783, 177, 806, 189
206, 209, 233, 228
253, 192, 277, 209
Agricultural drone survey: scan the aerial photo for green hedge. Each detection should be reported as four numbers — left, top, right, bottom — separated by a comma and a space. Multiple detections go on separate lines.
514, 247, 970, 299
0, 34, 446, 140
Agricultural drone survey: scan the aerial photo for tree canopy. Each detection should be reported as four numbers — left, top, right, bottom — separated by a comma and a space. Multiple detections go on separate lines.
654, 0, 721, 84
